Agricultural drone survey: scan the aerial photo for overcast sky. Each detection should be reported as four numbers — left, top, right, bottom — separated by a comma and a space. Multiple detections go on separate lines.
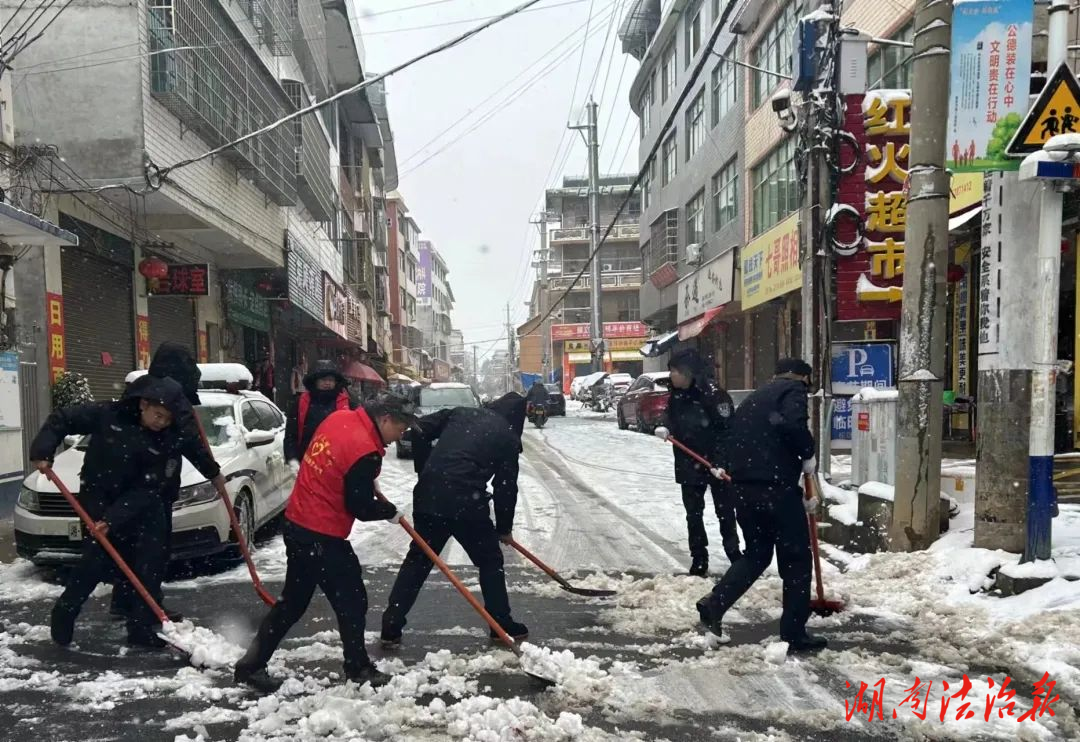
355, 0, 639, 362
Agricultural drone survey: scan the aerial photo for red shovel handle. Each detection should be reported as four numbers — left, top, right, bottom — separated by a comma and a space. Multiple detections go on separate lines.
506, 537, 573, 590
803, 474, 827, 603
666, 435, 732, 482
42, 468, 169, 626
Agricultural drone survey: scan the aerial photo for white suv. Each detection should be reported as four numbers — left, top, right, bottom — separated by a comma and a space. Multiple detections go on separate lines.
14, 365, 293, 565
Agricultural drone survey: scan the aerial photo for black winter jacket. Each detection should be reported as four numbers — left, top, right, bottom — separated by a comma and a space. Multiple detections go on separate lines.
284, 367, 357, 462
29, 376, 221, 528
665, 380, 735, 485
408, 393, 526, 533
526, 383, 549, 406
727, 378, 816, 487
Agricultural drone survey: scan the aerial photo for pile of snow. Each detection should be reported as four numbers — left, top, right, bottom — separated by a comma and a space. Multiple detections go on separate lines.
819, 476, 858, 526
161, 620, 245, 669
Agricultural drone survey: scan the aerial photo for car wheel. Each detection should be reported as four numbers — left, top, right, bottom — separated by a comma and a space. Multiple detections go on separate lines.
638, 414, 653, 435
227, 490, 256, 561
617, 406, 629, 430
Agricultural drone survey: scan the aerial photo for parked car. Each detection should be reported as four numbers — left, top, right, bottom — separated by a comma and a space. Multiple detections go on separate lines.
569, 376, 592, 401
607, 373, 633, 400
396, 382, 480, 458
15, 365, 293, 566
617, 372, 671, 433
543, 384, 566, 416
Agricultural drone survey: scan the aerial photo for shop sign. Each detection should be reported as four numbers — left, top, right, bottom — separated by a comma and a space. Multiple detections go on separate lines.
0, 352, 19, 430
136, 315, 151, 369
150, 263, 209, 295
949, 0, 1033, 168
346, 292, 366, 346
46, 292, 66, 384
950, 173, 984, 214
832, 89, 909, 321
287, 249, 322, 322
322, 272, 347, 338
740, 214, 800, 310
952, 243, 972, 430
830, 343, 894, 443
418, 241, 434, 307
197, 330, 209, 363
223, 273, 270, 333
550, 321, 648, 341
677, 250, 735, 324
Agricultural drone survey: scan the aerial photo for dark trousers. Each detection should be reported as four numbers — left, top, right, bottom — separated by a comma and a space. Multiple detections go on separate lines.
112, 498, 173, 613
237, 524, 372, 676
382, 513, 511, 635
704, 482, 811, 640
56, 503, 167, 635
681, 480, 741, 562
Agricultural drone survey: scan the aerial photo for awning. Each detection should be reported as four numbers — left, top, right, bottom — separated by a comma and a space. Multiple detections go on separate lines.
949, 206, 982, 232
342, 361, 384, 385
678, 306, 725, 341
0, 202, 78, 247
639, 330, 679, 358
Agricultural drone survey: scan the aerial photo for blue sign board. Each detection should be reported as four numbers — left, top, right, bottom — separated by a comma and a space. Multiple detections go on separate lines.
830, 343, 895, 443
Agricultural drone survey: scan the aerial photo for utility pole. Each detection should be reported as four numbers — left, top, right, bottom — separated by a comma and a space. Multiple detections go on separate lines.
531, 211, 554, 381
505, 302, 514, 394
571, 98, 604, 373
473, 344, 479, 394
890, 0, 954, 552
1023, 0, 1070, 563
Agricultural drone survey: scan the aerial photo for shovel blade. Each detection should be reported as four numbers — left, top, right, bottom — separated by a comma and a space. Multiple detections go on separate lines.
525, 670, 558, 687
560, 585, 617, 597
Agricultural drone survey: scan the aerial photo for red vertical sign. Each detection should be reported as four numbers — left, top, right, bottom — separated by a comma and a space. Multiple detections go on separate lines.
136, 315, 151, 369
46, 292, 66, 383
197, 330, 209, 363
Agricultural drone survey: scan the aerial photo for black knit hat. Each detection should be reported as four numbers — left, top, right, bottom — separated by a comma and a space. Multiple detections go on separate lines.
775, 357, 813, 378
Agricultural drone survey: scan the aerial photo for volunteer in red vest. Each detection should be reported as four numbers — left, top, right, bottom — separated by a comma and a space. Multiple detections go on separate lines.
283, 359, 356, 470
234, 393, 416, 694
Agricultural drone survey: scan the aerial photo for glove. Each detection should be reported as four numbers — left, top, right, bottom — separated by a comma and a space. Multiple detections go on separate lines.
802, 457, 817, 474
388, 511, 402, 524
804, 496, 820, 514
654, 427, 670, 441
710, 467, 727, 480
288, 459, 300, 475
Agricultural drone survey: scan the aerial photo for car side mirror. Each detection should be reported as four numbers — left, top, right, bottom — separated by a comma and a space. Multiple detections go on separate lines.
245, 430, 275, 448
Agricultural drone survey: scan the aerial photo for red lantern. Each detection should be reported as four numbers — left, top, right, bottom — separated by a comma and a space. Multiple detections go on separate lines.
138, 256, 169, 280
946, 263, 966, 283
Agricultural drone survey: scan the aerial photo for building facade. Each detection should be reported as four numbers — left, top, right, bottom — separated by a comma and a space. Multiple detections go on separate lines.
417, 241, 455, 381
385, 191, 423, 376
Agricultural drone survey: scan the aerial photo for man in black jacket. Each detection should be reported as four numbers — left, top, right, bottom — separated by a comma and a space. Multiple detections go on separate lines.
380, 392, 528, 646
656, 349, 741, 577
284, 360, 357, 469
29, 375, 226, 649
696, 358, 825, 654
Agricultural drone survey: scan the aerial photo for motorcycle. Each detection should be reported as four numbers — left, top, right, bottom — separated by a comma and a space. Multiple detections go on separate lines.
527, 402, 548, 429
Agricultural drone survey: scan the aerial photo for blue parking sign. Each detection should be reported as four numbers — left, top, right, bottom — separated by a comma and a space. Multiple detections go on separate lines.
831, 344, 895, 444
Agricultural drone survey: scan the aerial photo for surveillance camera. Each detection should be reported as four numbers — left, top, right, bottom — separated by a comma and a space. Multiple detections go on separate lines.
771, 90, 792, 114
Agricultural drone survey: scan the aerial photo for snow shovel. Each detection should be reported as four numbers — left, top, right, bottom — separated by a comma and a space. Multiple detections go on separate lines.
657, 432, 733, 482
41, 467, 192, 657
505, 538, 616, 597
803, 474, 845, 617
374, 493, 557, 687
192, 416, 275, 607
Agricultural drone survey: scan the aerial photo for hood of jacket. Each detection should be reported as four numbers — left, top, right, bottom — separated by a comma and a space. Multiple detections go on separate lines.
669, 349, 712, 389
488, 392, 526, 440
304, 360, 349, 393
148, 342, 202, 406
123, 374, 191, 423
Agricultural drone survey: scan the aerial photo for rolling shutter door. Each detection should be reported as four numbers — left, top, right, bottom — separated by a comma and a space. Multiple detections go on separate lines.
148, 297, 196, 355
60, 246, 135, 402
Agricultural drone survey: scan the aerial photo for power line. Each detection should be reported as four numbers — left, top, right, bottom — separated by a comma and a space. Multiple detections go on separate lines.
153, 0, 547, 182
565, 0, 597, 124
361, 0, 462, 18
365, 0, 590, 35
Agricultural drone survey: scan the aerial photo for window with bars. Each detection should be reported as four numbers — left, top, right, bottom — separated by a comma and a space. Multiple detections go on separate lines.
662, 131, 678, 186
615, 293, 640, 322
712, 159, 738, 231
686, 189, 705, 248
641, 239, 651, 279
649, 209, 679, 269
684, 1, 703, 67
685, 90, 705, 161
751, 1, 798, 109
642, 156, 653, 210
661, 40, 677, 103
639, 73, 654, 139
868, 21, 914, 89
751, 136, 798, 235
711, 41, 737, 126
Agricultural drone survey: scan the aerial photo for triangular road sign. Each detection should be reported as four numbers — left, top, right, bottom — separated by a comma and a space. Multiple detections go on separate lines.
1007, 63, 1080, 157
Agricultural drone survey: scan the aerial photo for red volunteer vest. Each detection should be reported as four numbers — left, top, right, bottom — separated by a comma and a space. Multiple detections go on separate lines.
285, 406, 385, 538
297, 389, 351, 444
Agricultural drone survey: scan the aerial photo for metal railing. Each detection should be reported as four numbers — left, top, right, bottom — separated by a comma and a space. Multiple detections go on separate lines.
283, 82, 335, 222
244, 0, 291, 56
550, 222, 640, 242
549, 271, 642, 291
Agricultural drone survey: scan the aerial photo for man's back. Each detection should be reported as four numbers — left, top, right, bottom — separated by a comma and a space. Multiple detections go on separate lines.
728, 378, 815, 486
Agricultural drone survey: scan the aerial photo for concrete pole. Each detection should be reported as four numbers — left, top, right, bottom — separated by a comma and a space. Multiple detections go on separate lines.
890, 0, 954, 552
1023, 0, 1070, 563
585, 99, 604, 374
533, 212, 551, 381
506, 303, 513, 394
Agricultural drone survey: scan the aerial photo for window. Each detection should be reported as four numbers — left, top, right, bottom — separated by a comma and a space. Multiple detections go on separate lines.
684, 1, 703, 67
751, 1, 797, 109
641, 239, 651, 278
711, 41, 737, 125
686, 190, 705, 248
867, 21, 914, 89
639, 73, 654, 138
661, 40, 677, 103
662, 131, 678, 185
614, 293, 640, 321
242, 402, 267, 432
642, 157, 653, 210
712, 160, 738, 230
751, 136, 798, 235
649, 209, 679, 268
685, 91, 705, 160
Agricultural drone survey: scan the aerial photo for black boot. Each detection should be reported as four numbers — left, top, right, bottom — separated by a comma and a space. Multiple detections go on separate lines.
786, 633, 828, 654
694, 597, 729, 644
490, 619, 529, 642
380, 629, 402, 650
50, 604, 77, 646
688, 555, 709, 577
235, 665, 282, 694
127, 627, 168, 650
346, 664, 392, 688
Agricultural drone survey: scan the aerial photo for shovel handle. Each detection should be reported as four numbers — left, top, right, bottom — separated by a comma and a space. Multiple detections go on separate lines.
375, 492, 520, 655
803, 474, 827, 603
43, 468, 169, 626
666, 436, 732, 482
506, 537, 572, 590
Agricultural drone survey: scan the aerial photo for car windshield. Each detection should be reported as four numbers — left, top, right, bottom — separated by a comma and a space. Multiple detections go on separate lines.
195, 405, 237, 446
420, 387, 477, 409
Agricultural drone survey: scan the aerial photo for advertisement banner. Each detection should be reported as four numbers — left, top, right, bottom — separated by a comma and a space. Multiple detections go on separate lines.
417, 241, 434, 306
550, 321, 649, 341
46, 292, 66, 384
197, 330, 209, 363
136, 315, 151, 369
677, 250, 735, 323
222, 273, 270, 333
0, 352, 19, 430
951, 243, 973, 431
322, 273, 347, 339
150, 263, 209, 296
950, 172, 984, 214
741, 214, 801, 310
287, 248, 323, 323
948, 0, 1033, 171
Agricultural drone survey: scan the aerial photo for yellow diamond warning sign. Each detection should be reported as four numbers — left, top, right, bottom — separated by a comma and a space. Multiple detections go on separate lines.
1007, 63, 1080, 156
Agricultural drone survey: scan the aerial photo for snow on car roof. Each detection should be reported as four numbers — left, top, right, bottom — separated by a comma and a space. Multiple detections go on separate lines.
641, 372, 671, 380
125, 363, 254, 387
